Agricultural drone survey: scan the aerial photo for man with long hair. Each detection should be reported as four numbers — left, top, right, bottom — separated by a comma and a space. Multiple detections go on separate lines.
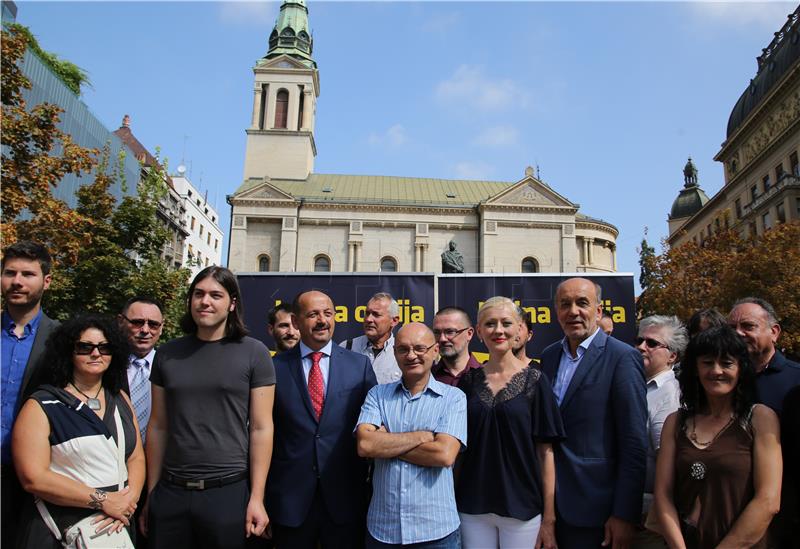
143, 267, 276, 549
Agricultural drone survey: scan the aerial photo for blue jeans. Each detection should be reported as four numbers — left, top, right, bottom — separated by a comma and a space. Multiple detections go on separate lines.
366, 528, 461, 549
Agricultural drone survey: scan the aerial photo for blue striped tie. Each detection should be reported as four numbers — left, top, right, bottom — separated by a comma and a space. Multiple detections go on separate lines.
130, 358, 150, 445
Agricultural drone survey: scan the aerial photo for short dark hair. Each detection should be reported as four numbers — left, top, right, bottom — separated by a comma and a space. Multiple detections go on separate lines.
121, 296, 163, 315
679, 325, 756, 421
267, 302, 293, 327
434, 306, 472, 327
601, 309, 613, 320
687, 308, 726, 338
43, 314, 129, 394
180, 266, 248, 339
2, 240, 52, 275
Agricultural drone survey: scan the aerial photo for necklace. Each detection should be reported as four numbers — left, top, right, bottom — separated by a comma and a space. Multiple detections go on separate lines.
689, 414, 735, 447
70, 382, 102, 410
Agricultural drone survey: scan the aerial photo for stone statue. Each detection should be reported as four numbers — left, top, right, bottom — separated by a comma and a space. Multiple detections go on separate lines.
683, 157, 698, 187
441, 241, 464, 273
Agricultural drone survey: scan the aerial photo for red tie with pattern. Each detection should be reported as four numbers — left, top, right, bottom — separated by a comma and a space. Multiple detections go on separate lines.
308, 351, 325, 420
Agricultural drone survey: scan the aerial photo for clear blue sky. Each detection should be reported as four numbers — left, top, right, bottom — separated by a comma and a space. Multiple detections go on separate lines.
15, 1, 795, 289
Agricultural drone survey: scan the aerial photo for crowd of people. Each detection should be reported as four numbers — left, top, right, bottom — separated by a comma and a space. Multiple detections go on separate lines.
2, 239, 799, 549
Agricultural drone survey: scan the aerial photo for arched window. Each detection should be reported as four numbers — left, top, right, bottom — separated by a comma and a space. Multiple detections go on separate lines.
274, 89, 289, 129
314, 255, 331, 272
521, 257, 539, 273
380, 257, 397, 272
258, 255, 270, 272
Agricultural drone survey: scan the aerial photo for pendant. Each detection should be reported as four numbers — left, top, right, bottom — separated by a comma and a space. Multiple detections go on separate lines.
690, 461, 706, 481
86, 398, 101, 410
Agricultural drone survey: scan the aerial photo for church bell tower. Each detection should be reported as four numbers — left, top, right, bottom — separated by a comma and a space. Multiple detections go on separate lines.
242, 0, 319, 181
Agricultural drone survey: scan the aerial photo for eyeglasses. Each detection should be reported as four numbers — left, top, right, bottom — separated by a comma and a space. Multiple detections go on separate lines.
121, 314, 163, 330
635, 337, 667, 350
74, 342, 113, 355
395, 342, 437, 356
432, 327, 469, 339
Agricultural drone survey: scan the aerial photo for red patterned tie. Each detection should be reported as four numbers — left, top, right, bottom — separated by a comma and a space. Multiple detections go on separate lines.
308, 351, 325, 420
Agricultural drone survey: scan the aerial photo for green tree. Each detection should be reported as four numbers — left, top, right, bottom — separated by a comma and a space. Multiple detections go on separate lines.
636, 227, 657, 318
2, 25, 190, 333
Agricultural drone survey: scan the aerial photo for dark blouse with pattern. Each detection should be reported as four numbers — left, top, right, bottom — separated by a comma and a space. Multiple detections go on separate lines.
456, 365, 565, 520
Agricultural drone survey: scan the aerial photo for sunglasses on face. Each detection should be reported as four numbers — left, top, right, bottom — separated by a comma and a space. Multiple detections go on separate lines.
635, 337, 667, 350
74, 342, 113, 355
121, 314, 163, 329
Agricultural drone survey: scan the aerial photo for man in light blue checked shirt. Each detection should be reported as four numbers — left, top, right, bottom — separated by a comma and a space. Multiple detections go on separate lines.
356, 323, 467, 549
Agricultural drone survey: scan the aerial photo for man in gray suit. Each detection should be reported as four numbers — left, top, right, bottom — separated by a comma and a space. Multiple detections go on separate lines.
1, 240, 59, 547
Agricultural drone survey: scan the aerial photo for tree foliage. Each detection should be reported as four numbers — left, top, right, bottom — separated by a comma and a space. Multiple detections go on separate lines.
636, 227, 657, 318
1, 25, 189, 336
641, 222, 800, 356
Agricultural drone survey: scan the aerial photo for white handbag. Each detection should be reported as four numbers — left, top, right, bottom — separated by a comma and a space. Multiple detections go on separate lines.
36, 403, 135, 549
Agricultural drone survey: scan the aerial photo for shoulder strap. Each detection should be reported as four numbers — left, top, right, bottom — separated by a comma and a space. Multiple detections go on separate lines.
346, 338, 353, 351
114, 402, 126, 489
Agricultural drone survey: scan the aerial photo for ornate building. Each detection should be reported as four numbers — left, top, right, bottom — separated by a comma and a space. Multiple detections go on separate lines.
669, 7, 800, 246
227, 0, 619, 274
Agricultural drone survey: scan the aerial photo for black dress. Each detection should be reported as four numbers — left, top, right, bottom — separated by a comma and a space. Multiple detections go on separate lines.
456, 365, 565, 520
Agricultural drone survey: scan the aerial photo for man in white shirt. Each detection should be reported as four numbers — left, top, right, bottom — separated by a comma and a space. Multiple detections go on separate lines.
340, 292, 401, 384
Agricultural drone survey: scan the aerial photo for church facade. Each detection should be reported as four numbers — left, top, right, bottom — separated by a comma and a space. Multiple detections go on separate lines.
227, 0, 619, 274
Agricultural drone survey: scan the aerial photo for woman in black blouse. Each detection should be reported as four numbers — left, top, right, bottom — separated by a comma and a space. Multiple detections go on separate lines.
457, 297, 565, 549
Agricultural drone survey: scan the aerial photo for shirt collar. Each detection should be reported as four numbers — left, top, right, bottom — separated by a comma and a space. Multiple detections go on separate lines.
560, 327, 601, 358
130, 348, 157, 369
648, 368, 676, 387
299, 339, 334, 359
2, 308, 43, 336
396, 372, 445, 398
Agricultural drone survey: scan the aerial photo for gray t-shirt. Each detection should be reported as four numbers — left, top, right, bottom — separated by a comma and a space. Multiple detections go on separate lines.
150, 335, 275, 477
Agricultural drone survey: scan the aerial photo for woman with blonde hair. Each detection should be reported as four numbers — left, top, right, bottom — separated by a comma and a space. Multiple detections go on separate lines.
457, 297, 564, 549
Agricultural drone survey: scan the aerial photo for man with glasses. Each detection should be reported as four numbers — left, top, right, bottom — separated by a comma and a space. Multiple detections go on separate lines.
356, 323, 466, 548
119, 296, 164, 444
431, 307, 481, 386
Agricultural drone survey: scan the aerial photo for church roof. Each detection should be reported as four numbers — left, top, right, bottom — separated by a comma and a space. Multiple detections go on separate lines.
669, 157, 709, 220
236, 173, 513, 207
264, 0, 315, 69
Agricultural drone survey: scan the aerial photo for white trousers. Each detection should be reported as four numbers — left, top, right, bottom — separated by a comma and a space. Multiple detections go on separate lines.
459, 512, 542, 549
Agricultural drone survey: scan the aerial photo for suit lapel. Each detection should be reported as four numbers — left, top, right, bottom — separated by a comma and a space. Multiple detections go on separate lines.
286, 347, 318, 422
560, 331, 607, 410
18, 314, 54, 405
319, 346, 344, 425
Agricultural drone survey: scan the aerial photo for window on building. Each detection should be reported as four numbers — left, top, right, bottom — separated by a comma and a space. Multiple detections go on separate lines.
188, 243, 193, 257
380, 257, 397, 272
776, 162, 785, 181
207, 233, 211, 245
706, 223, 712, 237
204, 208, 208, 215
200, 225, 204, 236
314, 255, 330, 272
258, 255, 270, 272
777, 202, 786, 224
212, 216, 216, 223
275, 89, 289, 129
763, 174, 771, 192
750, 184, 758, 202
791, 152, 799, 176
191, 217, 196, 230
735, 198, 742, 219
205, 258, 209, 267
749, 221, 758, 238
714, 218, 721, 231
521, 257, 539, 273
188, 189, 193, 197
214, 239, 219, 250
762, 211, 772, 231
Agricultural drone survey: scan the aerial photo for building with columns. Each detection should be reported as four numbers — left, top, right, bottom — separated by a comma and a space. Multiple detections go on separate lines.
668, 7, 800, 247
227, 0, 619, 274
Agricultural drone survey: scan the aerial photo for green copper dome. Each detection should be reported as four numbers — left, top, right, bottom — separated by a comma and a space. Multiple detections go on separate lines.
670, 157, 709, 220
264, 0, 316, 69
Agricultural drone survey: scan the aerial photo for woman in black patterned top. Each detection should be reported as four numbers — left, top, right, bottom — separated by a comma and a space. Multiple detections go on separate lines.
456, 297, 565, 549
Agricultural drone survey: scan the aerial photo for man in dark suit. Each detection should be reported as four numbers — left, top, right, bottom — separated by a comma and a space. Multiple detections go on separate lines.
1, 240, 59, 548
267, 290, 378, 549
541, 278, 647, 549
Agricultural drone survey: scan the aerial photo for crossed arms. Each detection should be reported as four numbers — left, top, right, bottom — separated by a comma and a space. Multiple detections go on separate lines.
356, 423, 460, 468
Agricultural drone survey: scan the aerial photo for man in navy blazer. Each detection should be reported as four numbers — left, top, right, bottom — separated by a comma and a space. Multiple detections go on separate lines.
541, 278, 647, 549
267, 290, 377, 549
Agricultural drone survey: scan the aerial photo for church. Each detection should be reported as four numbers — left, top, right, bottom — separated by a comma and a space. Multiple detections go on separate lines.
227, 0, 619, 274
